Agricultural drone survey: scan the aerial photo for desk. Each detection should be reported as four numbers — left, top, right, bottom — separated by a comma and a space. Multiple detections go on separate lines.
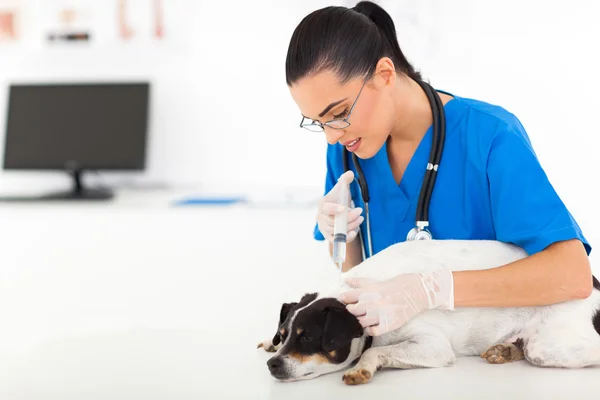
0, 194, 597, 399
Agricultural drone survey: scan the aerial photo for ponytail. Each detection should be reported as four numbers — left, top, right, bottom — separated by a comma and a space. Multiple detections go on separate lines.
352, 1, 421, 82
285, 1, 421, 86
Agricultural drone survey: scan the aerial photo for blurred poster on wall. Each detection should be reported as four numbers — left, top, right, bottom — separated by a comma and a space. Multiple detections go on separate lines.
0, 0, 20, 43
0, 0, 193, 53
118, 0, 164, 42
41, 0, 95, 45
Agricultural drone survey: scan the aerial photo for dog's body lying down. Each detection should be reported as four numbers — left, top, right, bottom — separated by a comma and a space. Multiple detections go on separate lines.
258, 239, 600, 384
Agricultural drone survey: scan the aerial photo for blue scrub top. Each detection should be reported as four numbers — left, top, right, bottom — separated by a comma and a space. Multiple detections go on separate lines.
313, 92, 591, 257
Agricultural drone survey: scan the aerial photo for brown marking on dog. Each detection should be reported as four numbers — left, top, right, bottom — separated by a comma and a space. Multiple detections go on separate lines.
296, 328, 303, 335
289, 352, 329, 364
328, 350, 336, 358
480, 342, 525, 364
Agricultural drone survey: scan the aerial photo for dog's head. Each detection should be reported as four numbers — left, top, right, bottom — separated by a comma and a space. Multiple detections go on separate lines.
266, 292, 370, 381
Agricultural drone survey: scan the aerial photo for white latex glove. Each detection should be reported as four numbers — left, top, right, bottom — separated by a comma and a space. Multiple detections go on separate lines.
339, 268, 454, 336
316, 170, 364, 243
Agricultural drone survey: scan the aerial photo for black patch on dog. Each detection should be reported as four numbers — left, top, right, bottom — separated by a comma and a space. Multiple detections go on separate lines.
272, 293, 317, 346
512, 337, 524, 350
593, 275, 600, 291
320, 299, 364, 353
277, 297, 364, 364
363, 335, 373, 352
271, 302, 296, 345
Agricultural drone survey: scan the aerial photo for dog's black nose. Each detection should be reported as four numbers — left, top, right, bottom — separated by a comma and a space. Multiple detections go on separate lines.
267, 356, 282, 373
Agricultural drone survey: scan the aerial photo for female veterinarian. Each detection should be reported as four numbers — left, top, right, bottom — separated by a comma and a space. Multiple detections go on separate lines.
286, 1, 593, 336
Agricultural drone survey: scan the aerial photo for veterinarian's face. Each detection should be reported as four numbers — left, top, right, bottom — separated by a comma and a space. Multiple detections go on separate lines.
288, 59, 398, 160
266, 295, 367, 381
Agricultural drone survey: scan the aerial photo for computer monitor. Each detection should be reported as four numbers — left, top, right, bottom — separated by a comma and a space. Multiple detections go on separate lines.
2, 82, 150, 200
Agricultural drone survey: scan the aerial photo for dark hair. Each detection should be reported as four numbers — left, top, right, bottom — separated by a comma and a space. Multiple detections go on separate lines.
285, 1, 422, 86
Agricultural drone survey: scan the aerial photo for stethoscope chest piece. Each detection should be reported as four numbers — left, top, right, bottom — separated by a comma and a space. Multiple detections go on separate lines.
406, 222, 433, 241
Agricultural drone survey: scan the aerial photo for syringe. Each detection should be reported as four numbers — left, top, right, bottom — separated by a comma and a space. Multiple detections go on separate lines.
332, 178, 350, 270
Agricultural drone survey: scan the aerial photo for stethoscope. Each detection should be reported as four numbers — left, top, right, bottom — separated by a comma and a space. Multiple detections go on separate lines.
342, 80, 446, 261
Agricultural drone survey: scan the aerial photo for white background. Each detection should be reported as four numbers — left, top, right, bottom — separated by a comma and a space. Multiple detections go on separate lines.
0, 1, 599, 397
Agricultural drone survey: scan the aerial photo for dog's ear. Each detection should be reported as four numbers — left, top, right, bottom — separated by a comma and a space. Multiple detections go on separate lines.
322, 304, 363, 352
279, 302, 297, 325
272, 302, 297, 346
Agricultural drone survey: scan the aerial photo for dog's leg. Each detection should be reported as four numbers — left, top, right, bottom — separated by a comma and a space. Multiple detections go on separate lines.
342, 332, 455, 385
518, 303, 600, 369
523, 333, 600, 368
480, 338, 525, 364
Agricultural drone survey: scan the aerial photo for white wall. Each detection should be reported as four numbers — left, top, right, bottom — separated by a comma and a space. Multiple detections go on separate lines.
1, 0, 599, 246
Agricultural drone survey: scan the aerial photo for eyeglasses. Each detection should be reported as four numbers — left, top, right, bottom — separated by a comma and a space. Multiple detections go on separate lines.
299, 74, 369, 132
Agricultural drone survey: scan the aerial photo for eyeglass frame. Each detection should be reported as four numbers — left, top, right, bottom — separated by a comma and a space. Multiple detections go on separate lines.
299, 74, 370, 132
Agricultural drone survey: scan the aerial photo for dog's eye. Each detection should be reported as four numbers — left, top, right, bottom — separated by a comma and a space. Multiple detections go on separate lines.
301, 335, 313, 342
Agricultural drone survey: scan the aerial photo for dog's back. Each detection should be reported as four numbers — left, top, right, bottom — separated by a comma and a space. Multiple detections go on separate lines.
327, 240, 528, 296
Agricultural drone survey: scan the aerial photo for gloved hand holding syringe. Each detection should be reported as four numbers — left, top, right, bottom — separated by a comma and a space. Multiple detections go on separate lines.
316, 171, 364, 270
332, 176, 351, 270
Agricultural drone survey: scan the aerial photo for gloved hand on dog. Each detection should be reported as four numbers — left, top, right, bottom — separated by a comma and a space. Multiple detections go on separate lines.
316, 170, 363, 243
340, 268, 455, 336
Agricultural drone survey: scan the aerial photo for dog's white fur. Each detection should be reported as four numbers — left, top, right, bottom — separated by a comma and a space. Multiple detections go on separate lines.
265, 239, 600, 382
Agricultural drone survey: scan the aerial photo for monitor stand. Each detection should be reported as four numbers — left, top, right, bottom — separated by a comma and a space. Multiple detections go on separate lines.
0, 169, 114, 202
39, 169, 114, 200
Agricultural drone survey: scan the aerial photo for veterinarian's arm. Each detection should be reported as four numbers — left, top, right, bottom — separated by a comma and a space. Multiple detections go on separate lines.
329, 239, 363, 272
455, 121, 593, 307
453, 239, 593, 307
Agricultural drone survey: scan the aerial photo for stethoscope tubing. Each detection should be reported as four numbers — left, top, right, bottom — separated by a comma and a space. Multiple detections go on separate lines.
417, 80, 446, 224
340, 80, 445, 259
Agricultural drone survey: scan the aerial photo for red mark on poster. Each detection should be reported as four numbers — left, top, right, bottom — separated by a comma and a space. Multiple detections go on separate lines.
0, 10, 16, 40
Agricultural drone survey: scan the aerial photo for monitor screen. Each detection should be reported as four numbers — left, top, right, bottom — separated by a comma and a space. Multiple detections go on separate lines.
3, 82, 149, 171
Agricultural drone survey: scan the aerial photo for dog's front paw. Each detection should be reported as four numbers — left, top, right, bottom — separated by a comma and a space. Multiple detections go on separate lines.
343, 368, 372, 385
257, 338, 280, 353
480, 343, 524, 364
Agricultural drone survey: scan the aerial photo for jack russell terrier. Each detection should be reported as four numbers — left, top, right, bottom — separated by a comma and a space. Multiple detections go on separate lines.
257, 240, 600, 385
